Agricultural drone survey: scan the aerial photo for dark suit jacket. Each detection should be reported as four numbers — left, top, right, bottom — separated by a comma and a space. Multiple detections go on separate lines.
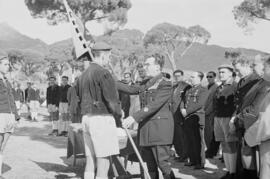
235, 73, 261, 114
204, 83, 218, 116
172, 81, 191, 125
238, 79, 270, 130
46, 85, 60, 106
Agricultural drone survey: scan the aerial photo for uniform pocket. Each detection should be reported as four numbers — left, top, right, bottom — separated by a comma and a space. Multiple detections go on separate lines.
148, 117, 173, 143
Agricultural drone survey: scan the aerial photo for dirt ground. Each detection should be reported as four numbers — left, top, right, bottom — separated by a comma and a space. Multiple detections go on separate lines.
2, 106, 226, 179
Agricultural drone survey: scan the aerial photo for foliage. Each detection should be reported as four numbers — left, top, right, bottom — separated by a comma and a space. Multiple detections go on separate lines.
45, 40, 74, 77
7, 49, 44, 77
25, 0, 132, 34
143, 23, 211, 71
96, 29, 145, 79
233, 0, 270, 29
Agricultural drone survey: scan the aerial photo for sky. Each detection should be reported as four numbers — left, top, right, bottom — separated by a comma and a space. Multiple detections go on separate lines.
0, 0, 270, 52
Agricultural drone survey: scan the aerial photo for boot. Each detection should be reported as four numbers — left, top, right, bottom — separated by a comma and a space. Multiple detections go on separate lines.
149, 171, 159, 179
163, 171, 175, 179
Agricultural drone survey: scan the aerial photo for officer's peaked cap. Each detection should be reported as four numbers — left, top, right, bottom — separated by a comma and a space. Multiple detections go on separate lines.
218, 64, 234, 72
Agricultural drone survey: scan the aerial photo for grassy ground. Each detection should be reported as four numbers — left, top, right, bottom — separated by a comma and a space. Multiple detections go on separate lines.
2, 106, 226, 179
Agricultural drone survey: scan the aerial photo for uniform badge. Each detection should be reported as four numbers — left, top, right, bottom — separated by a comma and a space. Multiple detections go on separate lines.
143, 107, 149, 112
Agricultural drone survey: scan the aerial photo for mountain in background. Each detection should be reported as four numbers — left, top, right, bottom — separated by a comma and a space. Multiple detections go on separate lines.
0, 22, 48, 53
0, 23, 268, 72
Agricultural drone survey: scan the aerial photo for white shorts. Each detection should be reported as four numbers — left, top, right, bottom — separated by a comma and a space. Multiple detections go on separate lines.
82, 114, 119, 158
0, 113, 16, 133
59, 102, 68, 113
15, 101, 21, 109
29, 100, 39, 112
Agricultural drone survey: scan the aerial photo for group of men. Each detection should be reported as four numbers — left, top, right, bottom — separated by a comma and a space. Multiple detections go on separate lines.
46, 75, 72, 136
56, 39, 270, 179
12, 81, 40, 121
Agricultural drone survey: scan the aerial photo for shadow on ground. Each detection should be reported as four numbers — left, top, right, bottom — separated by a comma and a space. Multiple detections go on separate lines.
14, 124, 67, 149
32, 160, 84, 179
171, 158, 226, 179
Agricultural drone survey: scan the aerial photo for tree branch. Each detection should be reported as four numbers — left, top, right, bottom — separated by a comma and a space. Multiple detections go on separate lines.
249, 10, 270, 21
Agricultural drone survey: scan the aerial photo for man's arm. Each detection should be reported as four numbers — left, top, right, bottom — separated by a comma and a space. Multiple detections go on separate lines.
117, 74, 163, 95
240, 87, 270, 129
132, 81, 172, 123
100, 71, 122, 122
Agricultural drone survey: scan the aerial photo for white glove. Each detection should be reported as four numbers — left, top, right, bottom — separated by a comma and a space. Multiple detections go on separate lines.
123, 116, 135, 129
229, 116, 236, 133
181, 108, 187, 117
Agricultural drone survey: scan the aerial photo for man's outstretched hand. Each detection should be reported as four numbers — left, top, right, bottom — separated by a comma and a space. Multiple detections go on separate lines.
122, 116, 135, 129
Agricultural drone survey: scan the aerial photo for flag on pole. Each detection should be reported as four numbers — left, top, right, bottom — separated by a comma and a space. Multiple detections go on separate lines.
63, 0, 93, 60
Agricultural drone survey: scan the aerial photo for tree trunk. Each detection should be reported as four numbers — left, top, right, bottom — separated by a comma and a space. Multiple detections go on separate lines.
166, 51, 176, 71
180, 41, 194, 58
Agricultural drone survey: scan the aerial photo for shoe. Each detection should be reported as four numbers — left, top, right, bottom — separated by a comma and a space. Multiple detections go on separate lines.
49, 130, 58, 136
184, 162, 195, 166
220, 172, 230, 179
194, 164, 204, 170
174, 156, 187, 162
219, 156, 224, 163
58, 132, 65, 136
163, 171, 176, 179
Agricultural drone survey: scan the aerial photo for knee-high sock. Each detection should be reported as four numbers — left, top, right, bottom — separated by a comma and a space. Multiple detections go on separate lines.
52, 121, 58, 130
228, 153, 237, 173
84, 171, 95, 179
223, 153, 231, 172
58, 120, 64, 133
0, 154, 3, 175
95, 177, 108, 179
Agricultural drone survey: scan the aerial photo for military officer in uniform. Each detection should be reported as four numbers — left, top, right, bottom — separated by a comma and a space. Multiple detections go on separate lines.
180, 71, 208, 169
172, 69, 191, 162
123, 56, 175, 179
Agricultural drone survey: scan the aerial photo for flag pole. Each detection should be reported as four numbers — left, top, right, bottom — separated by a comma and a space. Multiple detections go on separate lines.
123, 128, 151, 179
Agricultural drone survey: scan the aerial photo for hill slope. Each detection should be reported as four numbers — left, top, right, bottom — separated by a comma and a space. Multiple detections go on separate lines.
0, 22, 48, 53
0, 23, 268, 72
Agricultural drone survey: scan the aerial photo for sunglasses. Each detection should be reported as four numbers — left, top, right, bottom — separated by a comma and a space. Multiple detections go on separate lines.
207, 76, 214, 78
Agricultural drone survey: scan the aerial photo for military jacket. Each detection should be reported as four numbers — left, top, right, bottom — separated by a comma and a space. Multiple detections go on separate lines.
118, 75, 174, 146
183, 85, 208, 126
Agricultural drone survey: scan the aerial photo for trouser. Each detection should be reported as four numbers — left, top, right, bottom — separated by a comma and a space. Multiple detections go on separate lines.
236, 138, 258, 179
206, 132, 220, 156
259, 140, 270, 179
184, 115, 202, 165
173, 121, 188, 159
204, 114, 214, 149
141, 145, 172, 179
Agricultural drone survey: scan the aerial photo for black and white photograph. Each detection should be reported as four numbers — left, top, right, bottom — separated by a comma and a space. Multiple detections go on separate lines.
0, 0, 270, 178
